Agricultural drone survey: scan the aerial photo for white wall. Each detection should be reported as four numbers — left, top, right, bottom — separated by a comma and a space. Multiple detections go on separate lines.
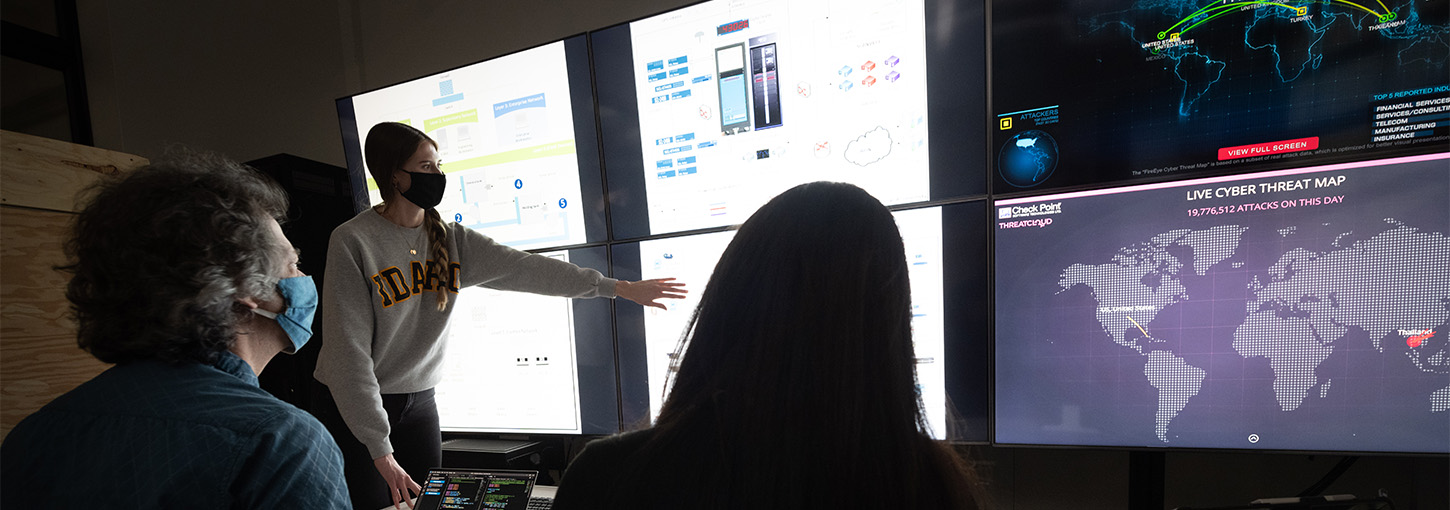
77, 0, 692, 164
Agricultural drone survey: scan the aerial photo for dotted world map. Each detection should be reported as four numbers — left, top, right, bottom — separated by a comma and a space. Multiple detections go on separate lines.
1059, 220, 1450, 443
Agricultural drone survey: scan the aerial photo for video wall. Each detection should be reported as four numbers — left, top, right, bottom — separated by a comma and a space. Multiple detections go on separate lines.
335, 0, 1447, 454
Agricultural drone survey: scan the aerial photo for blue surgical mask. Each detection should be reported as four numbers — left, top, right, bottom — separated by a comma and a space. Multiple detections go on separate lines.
251, 275, 318, 354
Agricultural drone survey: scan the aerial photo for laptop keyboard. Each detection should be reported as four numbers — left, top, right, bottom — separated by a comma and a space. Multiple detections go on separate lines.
526, 496, 554, 510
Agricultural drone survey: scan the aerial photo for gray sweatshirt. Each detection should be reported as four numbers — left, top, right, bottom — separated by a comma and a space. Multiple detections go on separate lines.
315, 209, 616, 459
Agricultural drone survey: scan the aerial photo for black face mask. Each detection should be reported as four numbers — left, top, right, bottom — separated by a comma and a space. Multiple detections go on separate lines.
399, 171, 446, 209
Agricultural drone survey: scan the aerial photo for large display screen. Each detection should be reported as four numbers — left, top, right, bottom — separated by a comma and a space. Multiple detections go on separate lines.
612, 204, 991, 441
433, 247, 619, 435
337, 36, 606, 250
594, 0, 986, 238
990, 0, 1449, 192
994, 153, 1450, 453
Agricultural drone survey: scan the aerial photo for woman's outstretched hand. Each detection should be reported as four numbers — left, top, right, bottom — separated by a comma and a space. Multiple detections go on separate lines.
616, 278, 688, 309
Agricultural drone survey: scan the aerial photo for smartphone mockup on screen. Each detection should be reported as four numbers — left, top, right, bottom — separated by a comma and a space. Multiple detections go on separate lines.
716, 42, 751, 135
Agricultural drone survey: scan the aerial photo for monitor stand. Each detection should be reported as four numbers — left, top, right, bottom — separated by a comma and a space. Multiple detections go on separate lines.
441, 438, 543, 470
1129, 450, 1166, 510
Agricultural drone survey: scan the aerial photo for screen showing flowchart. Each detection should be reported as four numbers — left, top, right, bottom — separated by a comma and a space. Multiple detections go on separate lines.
620, 0, 933, 235
342, 41, 591, 250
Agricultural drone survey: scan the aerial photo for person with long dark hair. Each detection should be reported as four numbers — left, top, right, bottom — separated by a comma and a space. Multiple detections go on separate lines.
552, 181, 981, 509
313, 121, 686, 510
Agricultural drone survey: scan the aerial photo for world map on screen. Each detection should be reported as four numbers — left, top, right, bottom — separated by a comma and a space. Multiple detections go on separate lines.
994, 156, 1450, 453
1059, 220, 1449, 443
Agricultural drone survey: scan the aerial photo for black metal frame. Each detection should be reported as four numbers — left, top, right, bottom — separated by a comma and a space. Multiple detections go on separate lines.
2, 0, 92, 145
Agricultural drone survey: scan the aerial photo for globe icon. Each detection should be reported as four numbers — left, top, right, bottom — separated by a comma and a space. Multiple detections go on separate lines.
998, 130, 1059, 188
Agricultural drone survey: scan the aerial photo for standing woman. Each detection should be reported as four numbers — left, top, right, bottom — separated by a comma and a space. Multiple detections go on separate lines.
314, 121, 684, 510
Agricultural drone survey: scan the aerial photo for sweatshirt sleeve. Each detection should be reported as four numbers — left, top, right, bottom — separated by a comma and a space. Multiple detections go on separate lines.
318, 228, 395, 459
455, 226, 618, 298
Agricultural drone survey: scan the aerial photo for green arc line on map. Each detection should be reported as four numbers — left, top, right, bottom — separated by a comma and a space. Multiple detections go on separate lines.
1155, 0, 1396, 41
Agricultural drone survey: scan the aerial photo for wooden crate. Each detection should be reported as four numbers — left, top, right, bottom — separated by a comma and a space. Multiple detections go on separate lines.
1, 130, 146, 440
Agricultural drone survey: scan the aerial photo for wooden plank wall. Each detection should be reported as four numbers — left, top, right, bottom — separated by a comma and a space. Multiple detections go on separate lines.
1, 130, 146, 440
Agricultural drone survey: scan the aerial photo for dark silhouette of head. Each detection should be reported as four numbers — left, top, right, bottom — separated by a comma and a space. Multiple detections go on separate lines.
635, 181, 978, 509
662, 181, 918, 434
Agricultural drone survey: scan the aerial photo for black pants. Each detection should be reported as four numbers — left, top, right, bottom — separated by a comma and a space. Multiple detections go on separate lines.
312, 382, 441, 510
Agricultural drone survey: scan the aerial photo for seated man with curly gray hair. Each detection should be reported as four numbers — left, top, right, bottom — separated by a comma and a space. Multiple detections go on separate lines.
1, 151, 349, 509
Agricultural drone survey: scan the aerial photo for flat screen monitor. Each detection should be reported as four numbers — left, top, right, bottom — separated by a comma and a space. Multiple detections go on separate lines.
993, 153, 1450, 454
612, 203, 991, 441
990, 0, 1450, 192
433, 246, 619, 435
592, 0, 986, 238
336, 35, 606, 250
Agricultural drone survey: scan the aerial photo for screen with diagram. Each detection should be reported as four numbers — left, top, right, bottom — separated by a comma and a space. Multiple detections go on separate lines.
595, 0, 957, 237
611, 206, 975, 438
994, 153, 1449, 453
433, 247, 619, 435
337, 37, 605, 250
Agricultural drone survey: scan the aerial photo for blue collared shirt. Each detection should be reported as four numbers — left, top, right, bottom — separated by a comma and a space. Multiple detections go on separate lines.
1, 350, 348, 509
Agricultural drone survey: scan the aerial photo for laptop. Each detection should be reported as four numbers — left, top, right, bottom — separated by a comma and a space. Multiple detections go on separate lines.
412, 468, 552, 510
